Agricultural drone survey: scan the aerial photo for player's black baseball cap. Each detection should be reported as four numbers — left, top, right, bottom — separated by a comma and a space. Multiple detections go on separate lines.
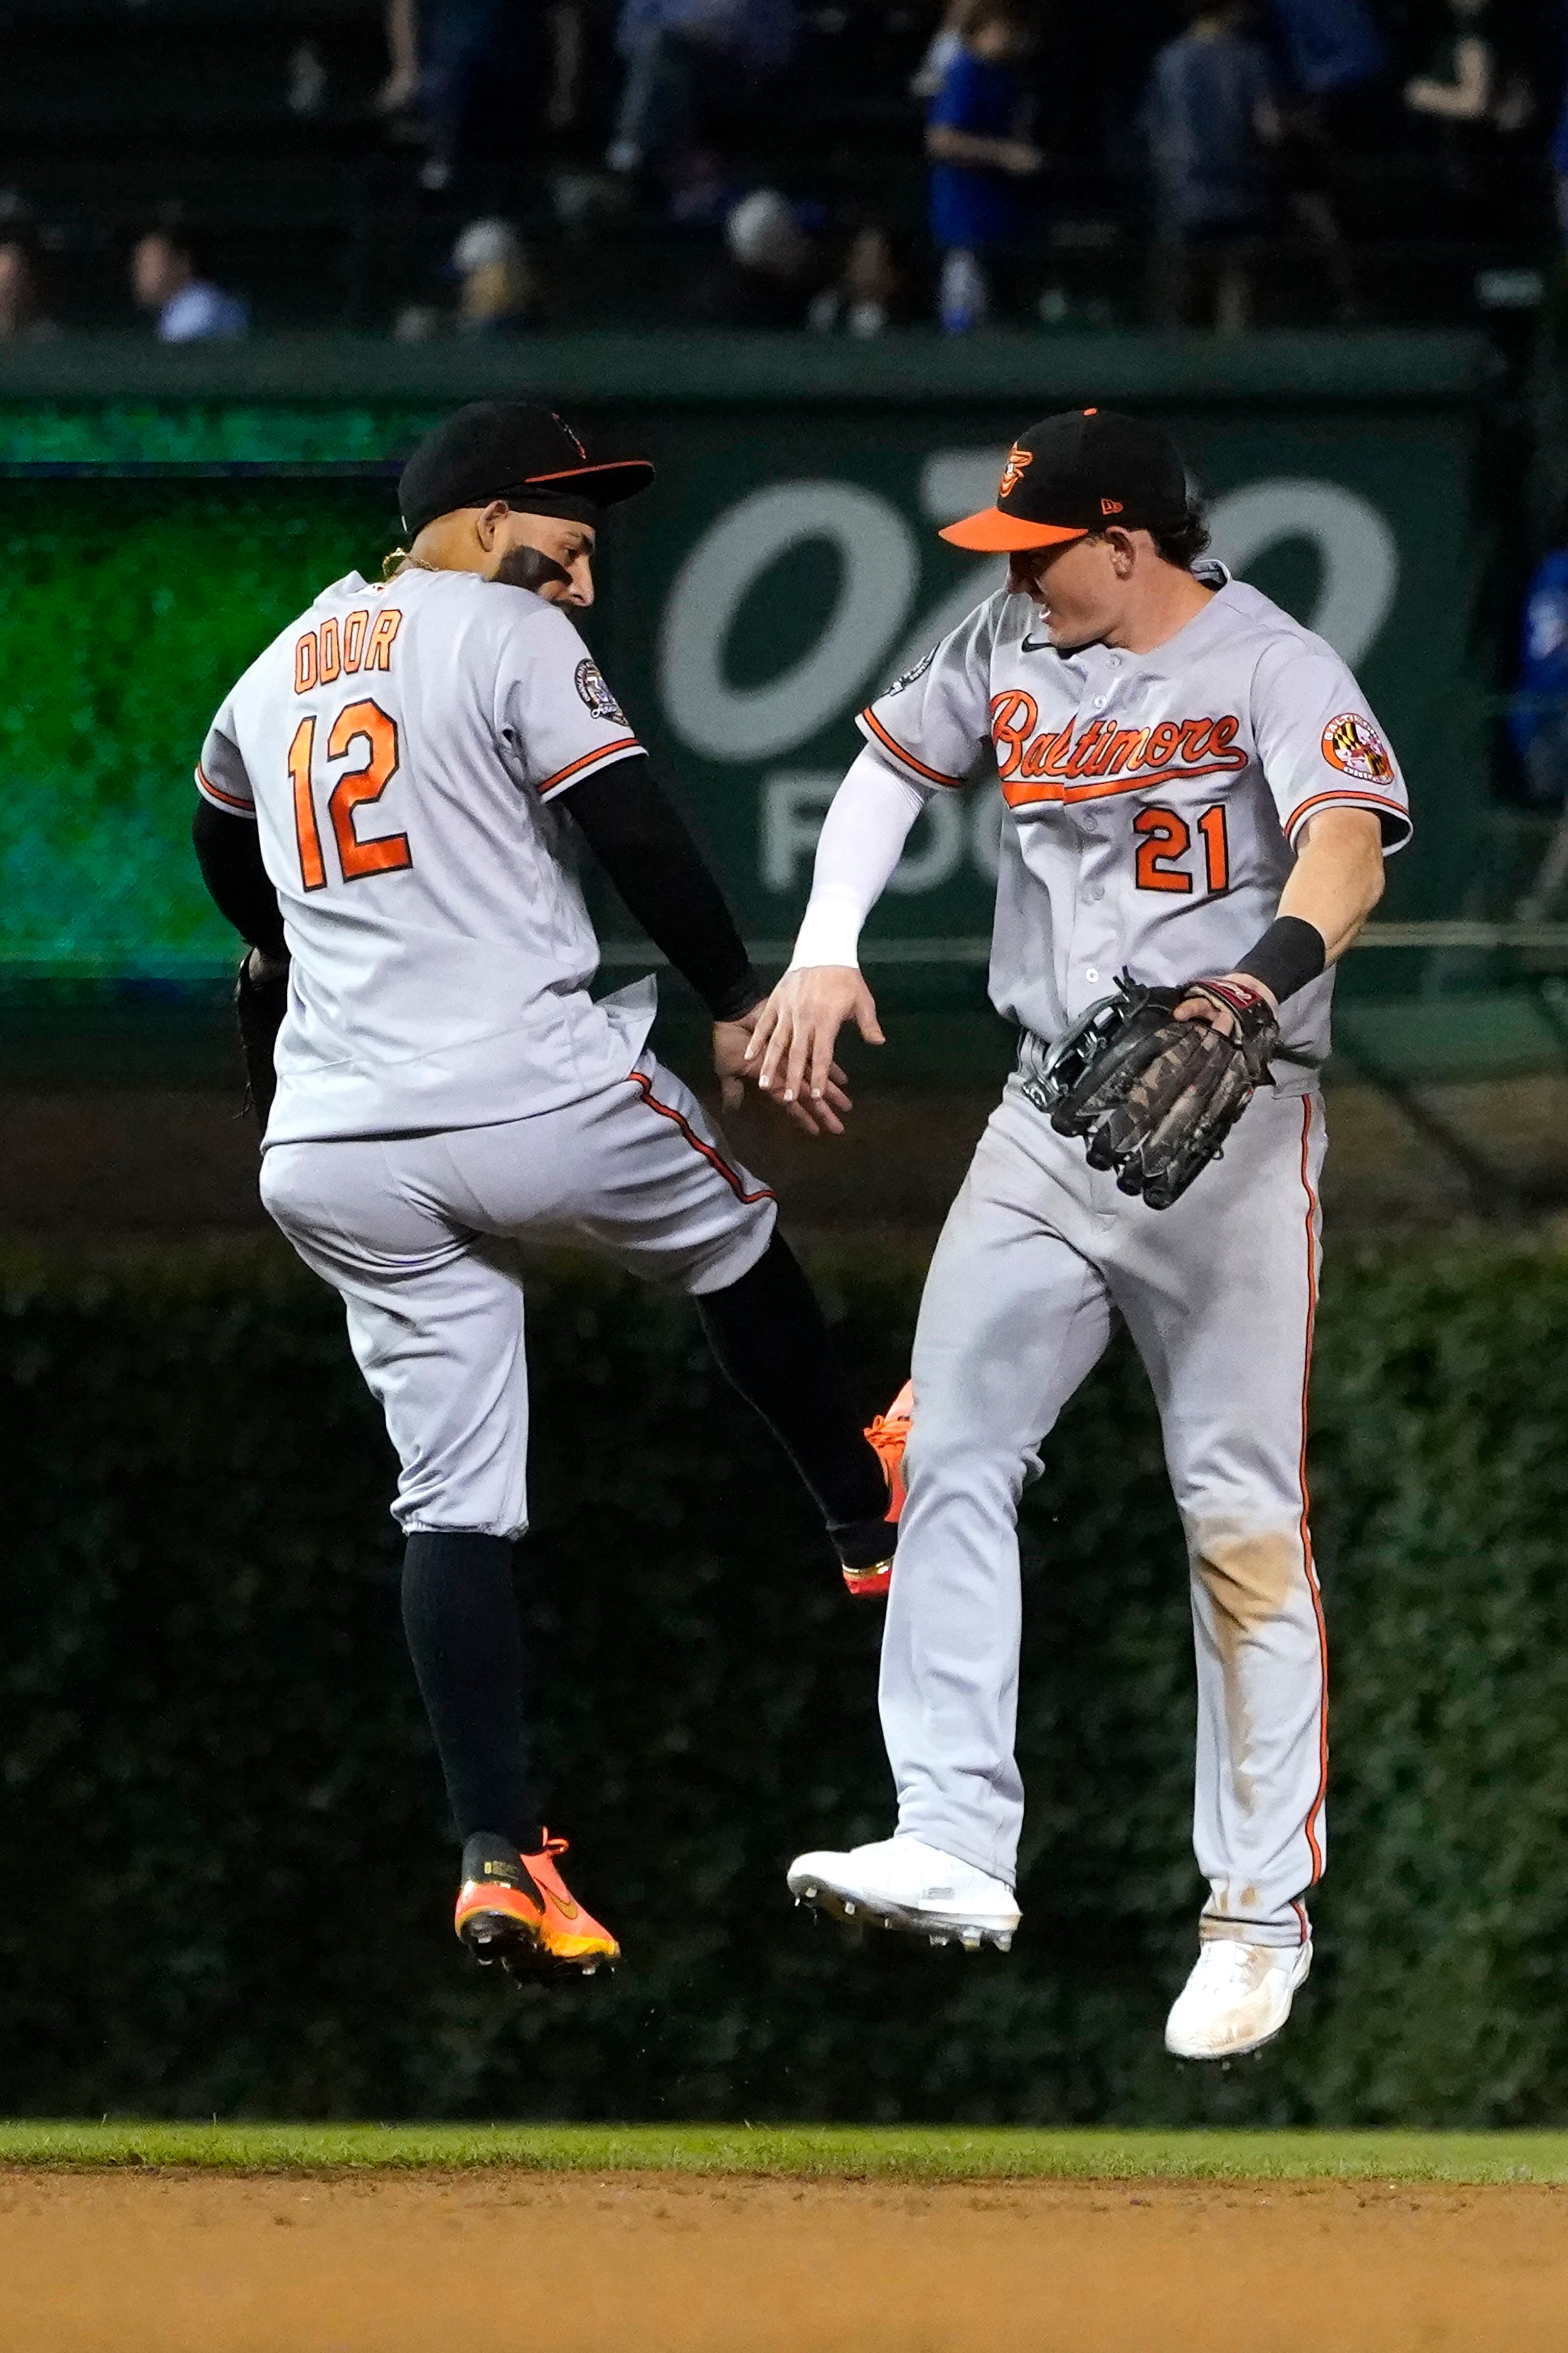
398, 402, 655, 538
941, 408, 1188, 552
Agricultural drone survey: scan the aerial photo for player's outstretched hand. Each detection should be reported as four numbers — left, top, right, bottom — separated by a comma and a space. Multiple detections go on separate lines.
715, 1003, 852, 1137
745, 966, 884, 1135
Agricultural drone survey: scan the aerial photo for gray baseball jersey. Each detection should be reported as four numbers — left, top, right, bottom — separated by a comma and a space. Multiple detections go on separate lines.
197, 564, 657, 1146
858, 561, 1409, 1081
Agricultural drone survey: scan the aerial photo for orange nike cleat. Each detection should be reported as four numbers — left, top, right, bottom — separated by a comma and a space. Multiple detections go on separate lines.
454, 1830, 619, 1978
842, 1379, 913, 1600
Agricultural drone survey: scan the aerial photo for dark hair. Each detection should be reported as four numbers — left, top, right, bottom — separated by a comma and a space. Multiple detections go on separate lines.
1151, 497, 1211, 568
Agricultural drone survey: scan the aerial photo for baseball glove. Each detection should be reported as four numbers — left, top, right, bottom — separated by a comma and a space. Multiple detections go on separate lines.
234, 951, 289, 1127
1033, 972, 1279, 1210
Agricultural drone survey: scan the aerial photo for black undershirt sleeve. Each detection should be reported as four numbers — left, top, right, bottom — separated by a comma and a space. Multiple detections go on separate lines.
564, 751, 764, 1023
192, 798, 287, 960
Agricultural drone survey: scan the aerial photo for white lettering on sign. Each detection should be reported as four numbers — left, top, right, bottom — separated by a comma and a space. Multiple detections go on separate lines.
920, 449, 1006, 524
761, 772, 838, 891
1207, 478, 1398, 665
660, 482, 918, 760
761, 770, 1007, 898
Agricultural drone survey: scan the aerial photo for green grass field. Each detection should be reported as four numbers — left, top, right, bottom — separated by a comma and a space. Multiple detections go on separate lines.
0, 2124, 1565, 2185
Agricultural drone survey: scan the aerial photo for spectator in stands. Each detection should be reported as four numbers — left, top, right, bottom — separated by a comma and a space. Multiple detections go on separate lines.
1143, 0, 1280, 332
381, 0, 581, 197
379, 0, 421, 115
1511, 508, 1568, 808
0, 236, 58, 343
607, 0, 796, 184
912, 0, 971, 100
1266, 0, 1385, 322
1267, 0, 1383, 109
131, 230, 248, 343
924, 0, 1042, 334
1404, 0, 1494, 129
286, 37, 329, 119
452, 217, 539, 335
809, 225, 916, 337
683, 187, 818, 327
663, 146, 738, 230
1403, 0, 1533, 202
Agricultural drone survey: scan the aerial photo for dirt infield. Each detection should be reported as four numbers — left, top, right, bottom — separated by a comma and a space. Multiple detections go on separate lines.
2, 2170, 1563, 2352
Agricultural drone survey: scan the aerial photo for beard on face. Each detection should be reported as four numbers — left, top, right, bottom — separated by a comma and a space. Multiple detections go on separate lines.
495, 542, 575, 594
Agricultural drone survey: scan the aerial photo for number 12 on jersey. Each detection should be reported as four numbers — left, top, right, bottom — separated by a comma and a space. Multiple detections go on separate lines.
288, 701, 412, 892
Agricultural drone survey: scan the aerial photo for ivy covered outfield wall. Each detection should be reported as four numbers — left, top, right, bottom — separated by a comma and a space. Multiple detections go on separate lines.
3, 1231, 1568, 2128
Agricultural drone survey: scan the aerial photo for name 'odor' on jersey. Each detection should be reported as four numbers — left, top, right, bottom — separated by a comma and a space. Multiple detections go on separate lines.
858, 564, 1412, 1086
195, 567, 652, 1145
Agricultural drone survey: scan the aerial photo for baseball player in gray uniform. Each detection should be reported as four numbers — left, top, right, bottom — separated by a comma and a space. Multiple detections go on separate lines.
190, 402, 898, 1979
748, 409, 1409, 2060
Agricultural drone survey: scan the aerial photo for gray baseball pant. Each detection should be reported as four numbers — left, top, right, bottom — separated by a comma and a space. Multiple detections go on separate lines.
879, 1072, 1327, 1947
260, 1048, 776, 1539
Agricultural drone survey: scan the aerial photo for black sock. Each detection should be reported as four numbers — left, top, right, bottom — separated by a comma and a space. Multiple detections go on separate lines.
400, 1531, 543, 1853
696, 1233, 889, 1535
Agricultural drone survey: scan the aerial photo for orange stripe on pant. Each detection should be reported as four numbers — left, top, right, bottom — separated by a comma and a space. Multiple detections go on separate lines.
1296, 1095, 1329, 1886
625, 1070, 775, 1206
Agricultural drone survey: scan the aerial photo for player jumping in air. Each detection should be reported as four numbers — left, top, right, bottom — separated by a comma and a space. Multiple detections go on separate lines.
748, 409, 1408, 2061
190, 402, 898, 1981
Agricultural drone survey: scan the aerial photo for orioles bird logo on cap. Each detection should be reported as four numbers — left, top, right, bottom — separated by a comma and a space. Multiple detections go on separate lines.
999, 445, 1032, 500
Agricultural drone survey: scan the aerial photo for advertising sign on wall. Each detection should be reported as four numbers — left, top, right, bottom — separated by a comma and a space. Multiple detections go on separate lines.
0, 375, 1483, 985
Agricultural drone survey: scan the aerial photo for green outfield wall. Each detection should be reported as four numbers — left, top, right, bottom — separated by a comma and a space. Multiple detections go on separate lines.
0, 332, 1490, 1005
4, 1230, 1568, 2127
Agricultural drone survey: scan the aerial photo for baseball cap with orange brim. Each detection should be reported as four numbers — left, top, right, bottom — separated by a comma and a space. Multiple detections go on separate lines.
940, 408, 1190, 552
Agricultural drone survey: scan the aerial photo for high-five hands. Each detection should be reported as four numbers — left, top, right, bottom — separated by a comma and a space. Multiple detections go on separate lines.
715, 1000, 855, 1138
742, 965, 885, 1138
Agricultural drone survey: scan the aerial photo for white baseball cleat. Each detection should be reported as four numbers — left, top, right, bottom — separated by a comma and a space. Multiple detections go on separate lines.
787, 1835, 1020, 1951
1164, 1937, 1313, 2061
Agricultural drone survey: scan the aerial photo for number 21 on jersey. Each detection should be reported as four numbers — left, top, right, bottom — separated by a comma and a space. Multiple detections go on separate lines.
288, 701, 412, 892
1133, 802, 1229, 896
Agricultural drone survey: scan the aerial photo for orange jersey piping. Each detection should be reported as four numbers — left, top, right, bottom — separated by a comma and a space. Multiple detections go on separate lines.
536, 735, 642, 799
1283, 786, 1410, 843
859, 708, 967, 790
195, 764, 256, 818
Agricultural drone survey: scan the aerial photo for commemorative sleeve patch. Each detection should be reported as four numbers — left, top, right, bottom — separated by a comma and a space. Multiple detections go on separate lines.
575, 656, 628, 726
1321, 711, 1394, 783
884, 645, 936, 697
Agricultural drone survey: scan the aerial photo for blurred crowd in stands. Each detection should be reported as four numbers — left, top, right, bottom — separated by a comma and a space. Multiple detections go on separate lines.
0, 0, 1560, 342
